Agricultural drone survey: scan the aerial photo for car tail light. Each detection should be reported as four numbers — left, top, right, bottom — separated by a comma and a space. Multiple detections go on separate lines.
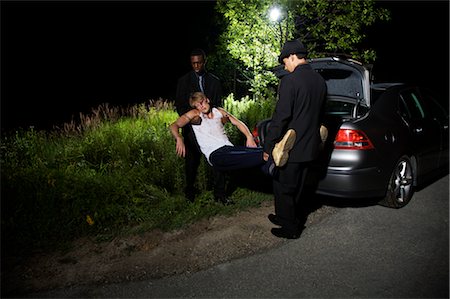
252, 126, 260, 145
334, 129, 374, 150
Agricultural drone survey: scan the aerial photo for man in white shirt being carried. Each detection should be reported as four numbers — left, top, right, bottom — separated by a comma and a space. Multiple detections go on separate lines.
170, 92, 285, 204
170, 92, 272, 172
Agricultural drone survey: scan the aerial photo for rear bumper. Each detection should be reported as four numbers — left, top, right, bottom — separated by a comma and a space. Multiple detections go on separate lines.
315, 166, 387, 198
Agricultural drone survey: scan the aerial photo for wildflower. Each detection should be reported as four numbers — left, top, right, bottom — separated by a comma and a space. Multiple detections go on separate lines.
86, 215, 94, 226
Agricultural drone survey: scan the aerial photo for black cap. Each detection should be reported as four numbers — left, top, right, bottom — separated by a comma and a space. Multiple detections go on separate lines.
278, 39, 308, 64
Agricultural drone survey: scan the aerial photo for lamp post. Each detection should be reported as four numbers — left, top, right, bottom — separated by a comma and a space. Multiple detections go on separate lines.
269, 5, 284, 50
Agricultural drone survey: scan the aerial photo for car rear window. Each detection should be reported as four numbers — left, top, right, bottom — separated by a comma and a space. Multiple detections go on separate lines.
315, 68, 363, 99
371, 89, 383, 105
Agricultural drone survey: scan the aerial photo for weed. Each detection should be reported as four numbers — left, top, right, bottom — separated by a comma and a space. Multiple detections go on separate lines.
1, 96, 274, 253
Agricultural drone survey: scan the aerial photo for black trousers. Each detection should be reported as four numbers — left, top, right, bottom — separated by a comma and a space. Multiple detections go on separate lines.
209, 145, 269, 201
273, 162, 310, 231
182, 125, 202, 199
182, 125, 226, 200
209, 145, 265, 171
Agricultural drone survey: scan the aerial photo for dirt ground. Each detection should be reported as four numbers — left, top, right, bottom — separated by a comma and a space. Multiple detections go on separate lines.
3, 201, 338, 296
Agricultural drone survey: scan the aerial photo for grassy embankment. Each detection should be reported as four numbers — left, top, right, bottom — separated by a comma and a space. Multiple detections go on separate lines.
1, 95, 275, 253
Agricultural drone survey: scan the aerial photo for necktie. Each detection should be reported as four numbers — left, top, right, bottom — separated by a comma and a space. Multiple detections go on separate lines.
199, 76, 204, 93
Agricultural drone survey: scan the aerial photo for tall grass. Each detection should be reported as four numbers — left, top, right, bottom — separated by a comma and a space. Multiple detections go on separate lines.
1, 97, 275, 253
223, 93, 276, 144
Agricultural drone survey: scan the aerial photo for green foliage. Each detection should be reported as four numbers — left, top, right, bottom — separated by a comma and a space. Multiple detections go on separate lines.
291, 0, 390, 62
212, 0, 390, 97
223, 93, 276, 144
1, 105, 185, 250
214, 0, 285, 100
1, 98, 272, 253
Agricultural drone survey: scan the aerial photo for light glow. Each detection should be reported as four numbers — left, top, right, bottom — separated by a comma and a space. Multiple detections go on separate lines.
269, 6, 282, 22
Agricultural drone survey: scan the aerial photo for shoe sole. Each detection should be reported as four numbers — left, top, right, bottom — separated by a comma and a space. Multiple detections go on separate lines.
270, 228, 301, 239
268, 214, 282, 226
272, 129, 296, 167
320, 124, 328, 143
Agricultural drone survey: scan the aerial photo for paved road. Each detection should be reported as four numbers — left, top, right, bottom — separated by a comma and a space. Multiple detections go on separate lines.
32, 175, 449, 298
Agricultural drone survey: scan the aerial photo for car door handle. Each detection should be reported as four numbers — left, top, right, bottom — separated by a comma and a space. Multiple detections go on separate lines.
444, 125, 449, 130
384, 132, 395, 143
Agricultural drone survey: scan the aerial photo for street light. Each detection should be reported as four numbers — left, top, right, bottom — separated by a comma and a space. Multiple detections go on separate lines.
269, 6, 282, 22
268, 5, 284, 50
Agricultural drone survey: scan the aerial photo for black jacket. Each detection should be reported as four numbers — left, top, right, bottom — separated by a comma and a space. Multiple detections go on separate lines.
264, 63, 327, 163
175, 70, 223, 115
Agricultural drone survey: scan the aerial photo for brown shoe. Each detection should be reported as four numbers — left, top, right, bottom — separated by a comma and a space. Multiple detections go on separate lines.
272, 129, 296, 167
320, 124, 328, 143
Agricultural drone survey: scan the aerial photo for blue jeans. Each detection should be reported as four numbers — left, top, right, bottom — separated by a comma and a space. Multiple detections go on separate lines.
209, 145, 268, 172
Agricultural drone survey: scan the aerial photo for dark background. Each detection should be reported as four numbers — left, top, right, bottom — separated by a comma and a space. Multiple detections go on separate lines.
1, 0, 449, 130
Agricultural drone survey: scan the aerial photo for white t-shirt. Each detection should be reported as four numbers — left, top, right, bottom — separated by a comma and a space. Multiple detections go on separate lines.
191, 107, 233, 164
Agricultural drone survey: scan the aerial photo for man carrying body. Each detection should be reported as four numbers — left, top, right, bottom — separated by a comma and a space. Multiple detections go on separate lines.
175, 48, 223, 202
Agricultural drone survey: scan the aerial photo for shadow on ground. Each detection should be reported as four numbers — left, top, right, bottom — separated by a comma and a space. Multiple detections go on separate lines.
229, 163, 449, 211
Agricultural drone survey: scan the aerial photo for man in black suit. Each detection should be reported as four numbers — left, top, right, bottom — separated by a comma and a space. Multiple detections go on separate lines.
263, 39, 327, 239
175, 48, 224, 202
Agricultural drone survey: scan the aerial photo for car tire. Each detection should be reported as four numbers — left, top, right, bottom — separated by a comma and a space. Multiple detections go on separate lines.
380, 155, 415, 208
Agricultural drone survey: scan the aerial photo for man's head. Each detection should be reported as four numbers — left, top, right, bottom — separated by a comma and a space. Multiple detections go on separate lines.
190, 48, 207, 75
278, 39, 308, 72
189, 92, 211, 113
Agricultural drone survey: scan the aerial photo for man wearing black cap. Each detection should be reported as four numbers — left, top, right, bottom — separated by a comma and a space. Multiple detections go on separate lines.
175, 48, 224, 203
263, 39, 327, 239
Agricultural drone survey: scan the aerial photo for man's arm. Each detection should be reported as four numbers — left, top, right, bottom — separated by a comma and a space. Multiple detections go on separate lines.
217, 108, 257, 148
169, 110, 198, 157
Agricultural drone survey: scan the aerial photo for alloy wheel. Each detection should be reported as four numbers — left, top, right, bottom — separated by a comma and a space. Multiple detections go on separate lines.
381, 155, 414, 208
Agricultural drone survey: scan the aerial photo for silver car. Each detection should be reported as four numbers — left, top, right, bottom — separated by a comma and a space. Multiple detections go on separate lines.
255, 57, 449, 208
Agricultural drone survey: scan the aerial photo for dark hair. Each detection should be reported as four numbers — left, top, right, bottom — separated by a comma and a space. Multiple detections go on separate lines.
190, 48, 206, 60
295, 53, 307, 59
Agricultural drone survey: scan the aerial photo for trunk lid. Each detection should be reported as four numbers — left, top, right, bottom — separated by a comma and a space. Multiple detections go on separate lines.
309, 57, 371, 107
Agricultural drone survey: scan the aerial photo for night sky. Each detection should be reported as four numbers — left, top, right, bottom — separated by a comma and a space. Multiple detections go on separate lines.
1, 0, 449, 131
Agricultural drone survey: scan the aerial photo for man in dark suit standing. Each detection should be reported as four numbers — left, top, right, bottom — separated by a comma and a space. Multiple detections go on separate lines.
263, 39, 327, 239
175, 48, 224, 202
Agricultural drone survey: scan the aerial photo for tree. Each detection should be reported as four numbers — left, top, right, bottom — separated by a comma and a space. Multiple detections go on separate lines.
211, 0, 390, 100
292, 0, 390, 60
212, 0, 286, 101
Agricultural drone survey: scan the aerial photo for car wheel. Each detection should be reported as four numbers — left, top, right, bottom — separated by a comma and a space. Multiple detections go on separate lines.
380, 155, 414, 208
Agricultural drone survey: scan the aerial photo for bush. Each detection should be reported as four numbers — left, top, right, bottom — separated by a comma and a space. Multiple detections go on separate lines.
223, 93, 275, 144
